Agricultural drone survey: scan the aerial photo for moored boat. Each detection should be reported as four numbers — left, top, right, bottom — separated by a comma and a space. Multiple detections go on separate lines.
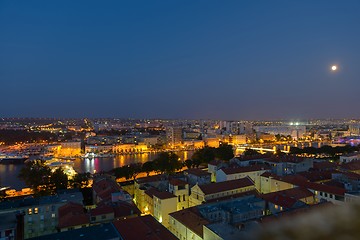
0, 154, 29, 164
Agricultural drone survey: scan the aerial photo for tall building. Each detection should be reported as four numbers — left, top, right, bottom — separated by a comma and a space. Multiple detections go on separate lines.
166, 127, 183, 147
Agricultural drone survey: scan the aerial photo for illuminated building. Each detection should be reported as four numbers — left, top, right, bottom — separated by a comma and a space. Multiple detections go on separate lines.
166, 127, 183, 147
189, 177, 255, 207
216, 165, 271, 190
169, 179, 190, 210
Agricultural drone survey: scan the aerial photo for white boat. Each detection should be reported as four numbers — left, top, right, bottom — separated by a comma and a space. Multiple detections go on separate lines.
81, 152, 115, 159
0, 154, 29, 164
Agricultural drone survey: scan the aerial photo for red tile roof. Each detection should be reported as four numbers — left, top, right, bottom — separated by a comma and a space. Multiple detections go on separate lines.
260, 173, 346, 196
153, 191, 176, 200
93, 177, 122, 202
58, 212, 90, 229
90, 205, 114, 216
199, 177, 254, 195
298, 170, 335, 182
145, 188, 176, 200
296, 181, 346, 196
136, 175, 166, 184
169, 208, 209, 238
262, 194, 297, 209
58, 202, 89, 229
112, 201, 141, 219
341, 161, 360, 171
261, 187, 313, 202
313, 161, 338, 170
169, 178, 188, 186
340, 171, 360, 180
113, 215, 177, 240
145, 188, 176, 199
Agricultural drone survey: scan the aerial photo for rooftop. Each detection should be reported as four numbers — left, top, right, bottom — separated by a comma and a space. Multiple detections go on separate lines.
0, 190, 83, 211
58, 202, 89, 229
185, 168, 211, 177
145, 188, 175, 200
169, 208, 210, 238
169, 178, 188, 186
341, 161, 360, 171
198, 177, 254, 195
136, 175, 166, 184
113, 215, 177, 240
29, 223, 119, 240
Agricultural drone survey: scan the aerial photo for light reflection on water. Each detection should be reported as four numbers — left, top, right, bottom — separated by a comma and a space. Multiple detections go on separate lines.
0, 151, 193, 189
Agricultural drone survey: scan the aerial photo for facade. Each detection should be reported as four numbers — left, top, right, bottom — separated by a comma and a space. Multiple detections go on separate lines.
57, 141, 82, 157
166, 127, 183, 147
112, 143, 148, 154
133, 175, 168, 213
216, 164, 271, 190
259, 173, 296, 194
339, 153, 360, 163
0, 190, 83, 239
85, 144, 113, 154
152, 192, 177, 228
57, 202, 89, 232
0, 212, 18, 240
169, 194, 265, 240
208, 160, 228, 182
184, 169, 211, 187
189, 178, 255, 207
254, 125, 306, 140
169, 179, 190, 211
262, 157, 313, 176
169, 209, 209, 240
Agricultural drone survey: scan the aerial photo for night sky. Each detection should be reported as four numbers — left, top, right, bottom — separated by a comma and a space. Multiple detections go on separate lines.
1, 1, 360, 120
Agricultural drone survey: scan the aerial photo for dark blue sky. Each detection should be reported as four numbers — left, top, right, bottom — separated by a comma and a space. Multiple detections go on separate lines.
1, 1, 360, 120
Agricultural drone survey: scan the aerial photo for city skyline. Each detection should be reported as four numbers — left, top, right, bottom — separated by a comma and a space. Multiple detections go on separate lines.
1, 1, 360, 119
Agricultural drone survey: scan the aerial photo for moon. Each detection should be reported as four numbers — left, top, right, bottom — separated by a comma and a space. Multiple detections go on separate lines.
331, 65, 337, 71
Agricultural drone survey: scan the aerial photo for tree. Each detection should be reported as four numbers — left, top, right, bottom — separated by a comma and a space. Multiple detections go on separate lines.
153, 152, 181, 174
243, 148, 261, 156
50, 167, 69, 190
70, 172, 91, 188
275, 134, 281, 141
192, 147, 215, 164
19, 160, 52, 195
215, 144, 234, 161
274, 148, 286, 156
142, 161, 154, 176
184, 159, 193, 169
128, 163, 142, 179
289, 147, 302, 155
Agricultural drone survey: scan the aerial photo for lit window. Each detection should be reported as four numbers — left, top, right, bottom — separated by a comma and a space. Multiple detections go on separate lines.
52, 213, 56, 218
28, 208, 32, 215
34, 208, 38, 214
